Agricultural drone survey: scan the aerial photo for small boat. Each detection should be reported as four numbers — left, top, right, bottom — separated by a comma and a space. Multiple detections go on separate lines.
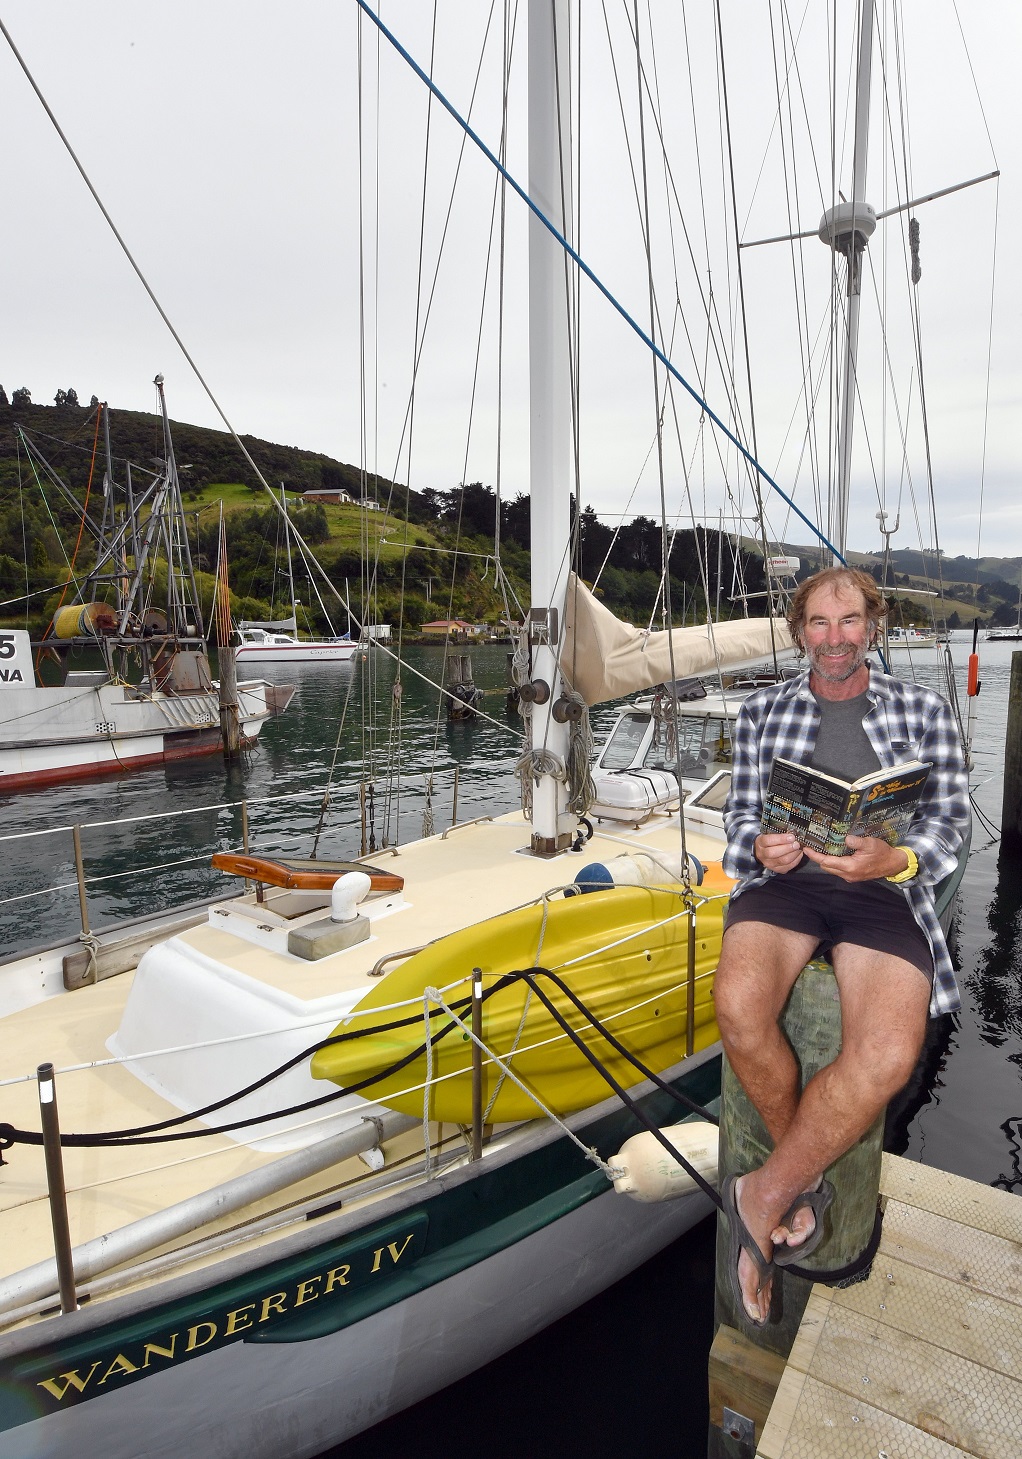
233, 489, 360, 665
234, 625, 358, 664
885, 624, 938, 651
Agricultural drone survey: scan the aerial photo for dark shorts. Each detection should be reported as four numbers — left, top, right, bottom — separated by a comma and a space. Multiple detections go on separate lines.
724, 875, 934, 982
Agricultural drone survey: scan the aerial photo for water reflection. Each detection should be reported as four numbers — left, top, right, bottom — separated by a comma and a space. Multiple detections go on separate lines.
0, 645, 532, 955
966, 852, 1022, 1049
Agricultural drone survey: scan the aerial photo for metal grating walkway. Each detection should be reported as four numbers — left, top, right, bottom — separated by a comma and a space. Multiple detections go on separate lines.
758, 1154, 1022, 1457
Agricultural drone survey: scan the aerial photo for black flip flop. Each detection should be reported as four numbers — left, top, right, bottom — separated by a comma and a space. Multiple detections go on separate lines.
772, 1179, 835, 1267
721, 1173, 777, 1327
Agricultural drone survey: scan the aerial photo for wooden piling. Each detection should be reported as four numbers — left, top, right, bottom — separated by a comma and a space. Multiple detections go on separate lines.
445, 653, 482, 720
1000, 649, 1022, 854
218, 640, 242, 760
708, 961, 885, 1456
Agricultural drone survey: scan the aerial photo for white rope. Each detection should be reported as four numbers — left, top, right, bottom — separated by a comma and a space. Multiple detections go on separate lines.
0, 978, 470, 1088
422, 986, 616, 1179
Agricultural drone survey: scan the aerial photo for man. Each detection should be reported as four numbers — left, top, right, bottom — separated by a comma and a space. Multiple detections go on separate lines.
714, 566, 970, 1324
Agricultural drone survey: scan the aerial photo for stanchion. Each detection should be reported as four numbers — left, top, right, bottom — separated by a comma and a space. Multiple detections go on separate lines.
686, 906, 697, 1057
37, 1063, 78, 1315
71, 824, 90, 940
470, 970, 483, 1161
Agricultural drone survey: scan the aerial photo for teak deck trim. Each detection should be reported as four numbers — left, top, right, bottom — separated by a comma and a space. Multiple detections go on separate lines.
757, 1153, 1022, 1458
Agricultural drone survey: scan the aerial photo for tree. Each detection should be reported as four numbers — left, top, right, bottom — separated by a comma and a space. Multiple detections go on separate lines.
0, 385, 8, 407
90, 395, 100, 408
11, 386, 31, 408
54, 389, 68, 407
65, 388, 80, 407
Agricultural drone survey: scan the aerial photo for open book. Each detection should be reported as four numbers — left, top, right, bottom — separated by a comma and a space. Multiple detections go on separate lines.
761, 757, 930, 856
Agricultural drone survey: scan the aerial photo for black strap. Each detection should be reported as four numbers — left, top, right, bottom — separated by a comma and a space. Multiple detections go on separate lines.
781, 1199, 884, 1285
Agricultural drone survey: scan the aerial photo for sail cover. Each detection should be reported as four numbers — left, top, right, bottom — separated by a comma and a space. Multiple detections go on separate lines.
560, 574, 795, 706
238, 617, 298, 634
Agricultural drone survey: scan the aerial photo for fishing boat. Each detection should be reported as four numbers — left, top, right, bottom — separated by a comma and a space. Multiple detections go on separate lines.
884, 624, 938, 652
0, 1, 987, 1453
0, 383, 293, 794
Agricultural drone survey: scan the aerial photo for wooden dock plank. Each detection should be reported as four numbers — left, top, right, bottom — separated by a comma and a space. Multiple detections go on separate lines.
753, 1156, 1022, 1457
878, 1198, 1022, 1305
758, 1373, 979, 1458
880, 1154, 1022, 1243
832, 1251, 1022, 1379
785, 1300, 1022, 1456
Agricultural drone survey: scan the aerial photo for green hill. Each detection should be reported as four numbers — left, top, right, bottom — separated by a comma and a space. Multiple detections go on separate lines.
0, 395, 768, 635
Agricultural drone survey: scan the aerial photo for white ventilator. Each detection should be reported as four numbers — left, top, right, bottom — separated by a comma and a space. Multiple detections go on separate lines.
610, 1121, 719, 1203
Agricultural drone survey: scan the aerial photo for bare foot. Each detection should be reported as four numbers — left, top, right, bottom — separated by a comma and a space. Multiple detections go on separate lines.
733, 1174, 777, 1324
771, 1178, 822, 1251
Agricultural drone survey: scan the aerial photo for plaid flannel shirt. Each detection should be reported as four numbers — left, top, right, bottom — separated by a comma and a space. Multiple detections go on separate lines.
722, 664, 970, 1015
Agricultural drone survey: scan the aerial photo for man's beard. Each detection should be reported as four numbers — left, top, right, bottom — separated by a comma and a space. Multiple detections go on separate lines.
807, 640, 869, 682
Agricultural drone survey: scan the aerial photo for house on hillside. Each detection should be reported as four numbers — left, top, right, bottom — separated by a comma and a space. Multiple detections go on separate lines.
302, 489, 381, 511
302, 489, 353, 506
420, 619, 480, 642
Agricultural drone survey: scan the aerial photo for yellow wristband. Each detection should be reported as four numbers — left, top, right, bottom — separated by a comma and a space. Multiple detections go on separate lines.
885, 846, 919, 884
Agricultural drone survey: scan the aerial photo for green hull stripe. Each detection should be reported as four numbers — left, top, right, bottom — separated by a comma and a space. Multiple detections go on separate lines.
0, 1058, 720, 1431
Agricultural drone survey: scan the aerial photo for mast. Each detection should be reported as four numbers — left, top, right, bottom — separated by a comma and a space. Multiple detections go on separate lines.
155, 374, 204, 642
281, 483, 298, 634
527, 0, 574, 854
820, 0, 876, 561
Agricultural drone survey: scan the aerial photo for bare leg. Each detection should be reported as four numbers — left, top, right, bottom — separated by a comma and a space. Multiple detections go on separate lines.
736, 945, 930, 1320
713, 921, 818, 1320
714, 920, 820, 1145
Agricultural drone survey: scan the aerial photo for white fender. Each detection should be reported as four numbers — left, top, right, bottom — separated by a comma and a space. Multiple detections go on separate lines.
610, 1120, 719, 1203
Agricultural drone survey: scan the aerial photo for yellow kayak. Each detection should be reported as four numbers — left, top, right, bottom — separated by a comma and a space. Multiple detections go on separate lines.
311, 864, 732, 1123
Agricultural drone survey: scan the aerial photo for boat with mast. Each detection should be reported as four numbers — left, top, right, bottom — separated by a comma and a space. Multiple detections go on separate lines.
0, 2, 990, 1453
0, 379, 293, 793
234, 487, 359, 665
986, 566, 1022, 640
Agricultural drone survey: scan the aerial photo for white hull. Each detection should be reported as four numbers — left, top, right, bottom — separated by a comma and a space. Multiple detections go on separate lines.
234, 641, 358, 664
885, 634, 938, 651
0, 680, 281, 792
0, 1100, 712, 1459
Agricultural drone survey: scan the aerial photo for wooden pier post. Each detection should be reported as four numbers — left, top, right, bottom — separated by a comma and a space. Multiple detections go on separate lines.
1000, 649, 1022, 854
218, 639, 242, 760
445, 652, 481, 720
708, 961, 884, 1457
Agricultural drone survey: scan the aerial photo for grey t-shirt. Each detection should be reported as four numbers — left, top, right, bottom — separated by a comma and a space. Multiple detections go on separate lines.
793, 690, 880, 882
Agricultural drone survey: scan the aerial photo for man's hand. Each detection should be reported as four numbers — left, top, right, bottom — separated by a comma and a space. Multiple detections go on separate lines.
801, 834, 909, 883
753, 832, 805, 874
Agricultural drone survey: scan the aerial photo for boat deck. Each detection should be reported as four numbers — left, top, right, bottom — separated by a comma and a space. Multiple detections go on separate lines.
0, 810, 727, 1313
756, 1153, 1022, 1457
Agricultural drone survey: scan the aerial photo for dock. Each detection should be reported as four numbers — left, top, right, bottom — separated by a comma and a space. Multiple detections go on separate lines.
712, 1152, 1022, 1456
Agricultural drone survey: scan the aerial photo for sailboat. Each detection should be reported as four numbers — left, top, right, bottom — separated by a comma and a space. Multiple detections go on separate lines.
234, 488, 360, 665
0, 2, 985, 1453
986, 566, 1022, 640
0, 381, 293, 794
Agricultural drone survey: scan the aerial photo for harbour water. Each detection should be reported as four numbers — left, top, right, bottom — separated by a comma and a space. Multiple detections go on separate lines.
1, 638, 1019, 1458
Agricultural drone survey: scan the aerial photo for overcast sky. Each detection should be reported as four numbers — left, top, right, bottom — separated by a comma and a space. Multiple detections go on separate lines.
1, 2, 1017, 563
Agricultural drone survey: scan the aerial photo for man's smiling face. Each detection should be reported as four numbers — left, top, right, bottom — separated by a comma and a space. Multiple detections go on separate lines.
801, 582, 872, 685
